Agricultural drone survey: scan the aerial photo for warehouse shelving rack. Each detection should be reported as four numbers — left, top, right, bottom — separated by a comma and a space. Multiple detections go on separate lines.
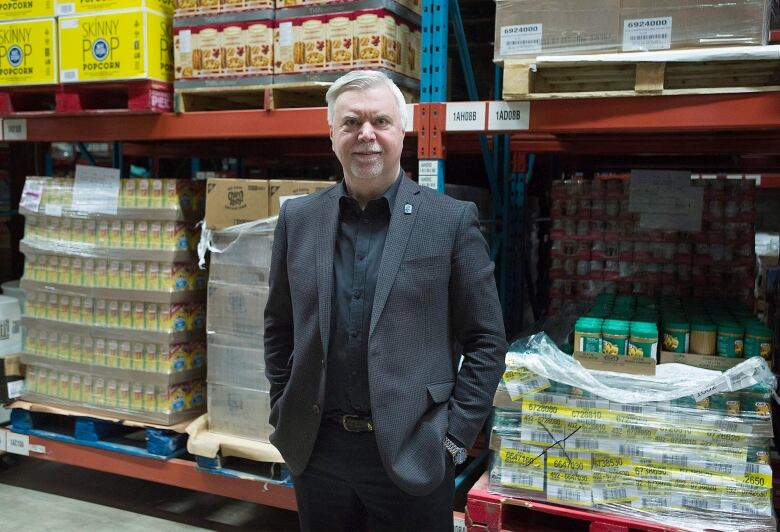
3, 0, 780, 519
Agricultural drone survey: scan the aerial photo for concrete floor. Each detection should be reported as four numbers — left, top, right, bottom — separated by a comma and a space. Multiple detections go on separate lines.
0, 454, 300, 531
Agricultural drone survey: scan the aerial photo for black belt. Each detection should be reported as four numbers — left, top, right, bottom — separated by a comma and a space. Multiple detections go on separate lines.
327, 414, 374, 432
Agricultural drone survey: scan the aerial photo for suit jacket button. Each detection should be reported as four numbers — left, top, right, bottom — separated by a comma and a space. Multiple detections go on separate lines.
312, 404, 320, 414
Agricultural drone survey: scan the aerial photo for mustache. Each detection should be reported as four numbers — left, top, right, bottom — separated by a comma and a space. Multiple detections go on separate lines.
353, 145, 382, 154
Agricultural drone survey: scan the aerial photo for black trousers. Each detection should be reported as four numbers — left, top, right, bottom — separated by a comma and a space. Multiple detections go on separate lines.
291, 421, 455, 532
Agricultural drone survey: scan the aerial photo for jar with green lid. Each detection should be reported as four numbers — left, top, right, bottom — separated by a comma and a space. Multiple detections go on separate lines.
690, 321, 717, 355
744, 324, 773, 360
628, 322, 658, 359
662, 319, 689, 353
574, 317, 603, 353
602, 319, 629, 355
716, 321, 744, 358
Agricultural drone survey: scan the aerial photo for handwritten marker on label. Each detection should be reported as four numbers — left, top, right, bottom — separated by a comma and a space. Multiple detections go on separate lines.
404, 204, 412, 215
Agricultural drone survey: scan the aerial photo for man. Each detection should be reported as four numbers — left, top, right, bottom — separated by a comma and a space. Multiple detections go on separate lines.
264, 70, 507, 531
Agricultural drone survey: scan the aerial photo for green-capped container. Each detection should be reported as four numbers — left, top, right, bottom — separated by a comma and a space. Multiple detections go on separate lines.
717, 321, 744, 358
628, 322, 658, 359
662, 318, 689, 353
690, 320, 717, 355
574, 317, 603, 353
602, 319, 629, 355
744, 324, 773, 361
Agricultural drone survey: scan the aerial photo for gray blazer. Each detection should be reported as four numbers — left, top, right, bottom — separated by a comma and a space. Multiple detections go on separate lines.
264, 174, 507, 496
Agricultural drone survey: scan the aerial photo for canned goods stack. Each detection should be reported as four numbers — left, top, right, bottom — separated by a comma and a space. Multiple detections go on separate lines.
201, 218, 276, 441
490, 333, 776, 531
549, 175, 756, 313
18, 176, 207, 425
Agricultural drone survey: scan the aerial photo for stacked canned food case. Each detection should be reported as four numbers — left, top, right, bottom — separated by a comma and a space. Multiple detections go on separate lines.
18, 176, 207, 425
490, 334, 776, 531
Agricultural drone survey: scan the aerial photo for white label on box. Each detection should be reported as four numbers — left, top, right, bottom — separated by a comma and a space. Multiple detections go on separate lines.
72, 165, 121, 215
3, 119, 27, 141
56, 2, 75, 15
0, 430, 5, 451
7, 380, 24, 399
628, 170, 698, 214
279, 22, 293, 47
488, 101, 529, 131
61, 69, 79, 82
623, 17, 672, 52
20, 181, 43, 213
7, 433, 29, 456
500, 23, 542, 56
61, 18, 79, 29
445, 102, 485, 131
179, 30, 192, 54
44, 203, 63, 217
404, 104, 414, 132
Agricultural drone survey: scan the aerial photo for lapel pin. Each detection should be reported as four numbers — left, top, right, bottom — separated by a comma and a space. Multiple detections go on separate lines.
404, 203, 413, 215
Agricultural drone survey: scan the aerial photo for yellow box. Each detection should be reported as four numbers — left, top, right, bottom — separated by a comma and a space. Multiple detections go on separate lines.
0, 18, 58, 86
119, 340, 132, 369
55, 0, 172, 17
0, 0, 55, 20
144, 343, 158, 372
131, 383, 144, 410
58, 8, 172, 83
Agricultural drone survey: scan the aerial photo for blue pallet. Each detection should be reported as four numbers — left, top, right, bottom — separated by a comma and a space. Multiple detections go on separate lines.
195, 454, 293, 486
10, 409, 187, 460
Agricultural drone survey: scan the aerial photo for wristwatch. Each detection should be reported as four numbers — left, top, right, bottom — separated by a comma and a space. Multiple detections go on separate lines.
444, 437, 467, 465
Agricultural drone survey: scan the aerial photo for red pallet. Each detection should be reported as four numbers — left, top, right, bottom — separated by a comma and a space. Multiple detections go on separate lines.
0, 80, 172, 116
465, 473, 677, 532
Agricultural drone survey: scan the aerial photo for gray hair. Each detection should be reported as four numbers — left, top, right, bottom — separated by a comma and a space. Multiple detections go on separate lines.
325, 70, 408, 130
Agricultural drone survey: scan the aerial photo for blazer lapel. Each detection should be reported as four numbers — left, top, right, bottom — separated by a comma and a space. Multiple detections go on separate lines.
369, 175, 422, 339
317, 188, 340, 356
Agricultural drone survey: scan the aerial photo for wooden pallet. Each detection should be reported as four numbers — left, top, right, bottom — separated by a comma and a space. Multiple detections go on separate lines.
174, 81, 333, 112
10, 407, 188, 460
466, 473, 676, 532
0, 80, 172, 116
503, 46, 780, 100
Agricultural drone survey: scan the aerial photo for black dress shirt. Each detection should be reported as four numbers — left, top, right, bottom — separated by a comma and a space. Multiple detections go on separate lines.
324, 174, 401, 417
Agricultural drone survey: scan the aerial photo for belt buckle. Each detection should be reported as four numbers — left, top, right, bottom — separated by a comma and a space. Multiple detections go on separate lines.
342, 414, 373, 432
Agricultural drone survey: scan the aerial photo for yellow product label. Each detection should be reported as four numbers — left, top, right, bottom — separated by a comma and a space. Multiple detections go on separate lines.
58, 332, 71, 359
144, 343, 158, 372
122, 220, 135, 250
0, 0, 55, 20
46, 217, 60, 241
96, 220, 110, 246
133, 261, 146, 289
136, 179, 150, 207
57, 256, 70, 284
132, 342, 145, 370
84, 219, 97, 244
70, 218, 83, 243
133, 302, 145, 329
118, 381, 131, 408
145, 302, 159, 331
46, 331, 58, 356
93, 298, 106, 325
171, 303, 188, 331
46, 293, 58, 319
120, 179, 135, 208
82, 258, 95, 287
47, 371, 58, 397
119, 340, 132, 368
82, 375, 93, 401
149, 221, 162, 249
94, 338, 107, 365
81, 296, 93, 325
70, 335, 83, 362
135, 220, 149, 249
120, 300, 133, 328
59, 0, 173, 16
108, 260, 121, 288
58, 9, 172, 83
95, 259, 108, 287
107, 299, 119, 327
0, 18, 58, 86
144, 386, 157, 412
150, 179, 163, 208
70, 257, 83, 285
93, 377, 106, 405
70, 374, 82, 402
131, 383, 144, 410
82, 336, 94, 363
110, 220, 122, 247
163, 221, 184, 250
105, 379, 118, 406
107, 339, 119, 367
46, 255, 58, 283
120, 260, 133, 288
59, 373, 70, 400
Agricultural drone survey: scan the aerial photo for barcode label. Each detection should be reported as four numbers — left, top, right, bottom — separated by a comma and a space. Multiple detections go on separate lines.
681, 496, 717, 511
527, 430, 554, 443
746, 463, 765, 474
714, 419, 740, 433
500, 470, 544, 491
641, 496, 669, 508
729, 502, 766, 516
603, 488, 627, 500
504, 370, 550, 400
500, 23, 543, 55
573, 438, 600, 450
57, 2, 75, 14
62, 69, 78, 82
619, 444, 644, 457
568, 399, 609, 410
622, 17, 672, 51
704, 461, 736, 475
611, 403, 653, 414
661, 453, 687, 467
555, 488, 583, 502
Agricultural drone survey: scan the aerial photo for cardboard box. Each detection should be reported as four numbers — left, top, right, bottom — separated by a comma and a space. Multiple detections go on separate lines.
620, 0, 770, 52
0, 0, 55, 20
493, 0, 621, 61
205, 178, 269, 230
55, 0, 172, 16
573, 350, 656, 375
58, 8, 172, 83
658, 351, 744, 371
0, 355, 24, 403
0, 19, 58, 87
268, 179, 333, 215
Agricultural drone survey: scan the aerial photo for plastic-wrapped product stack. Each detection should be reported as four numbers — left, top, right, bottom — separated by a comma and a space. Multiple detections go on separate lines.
491, 333, 777, 532
200, 217, 276, 441
19, 176, 207, 424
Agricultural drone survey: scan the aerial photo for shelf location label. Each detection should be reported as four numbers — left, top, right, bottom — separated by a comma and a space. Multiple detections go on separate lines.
3, 119, 27, 141
488, 101, 530, 131
445, 102, 486, 131
7, 433, 29, 456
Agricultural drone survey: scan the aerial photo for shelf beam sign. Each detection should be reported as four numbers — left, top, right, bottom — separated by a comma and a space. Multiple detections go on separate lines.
2, 118, 27, 141
487, 101, 530, 131
445, 102, 486, 131
418, 159, 444, 191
